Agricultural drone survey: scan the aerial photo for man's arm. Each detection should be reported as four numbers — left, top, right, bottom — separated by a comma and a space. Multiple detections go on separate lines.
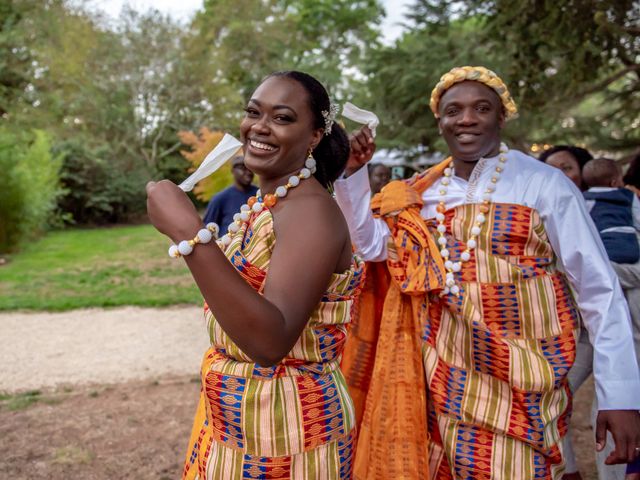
334, 167, 390, 262
334, 126, 391, 261
540, 171, 640, 464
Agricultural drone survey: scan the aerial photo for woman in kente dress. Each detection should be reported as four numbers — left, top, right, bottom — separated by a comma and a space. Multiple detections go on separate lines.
146, 71, 363, 479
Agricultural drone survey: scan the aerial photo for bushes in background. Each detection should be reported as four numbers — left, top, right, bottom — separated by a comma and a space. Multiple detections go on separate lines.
0, 129, 62, 253
54, 139, 149, 225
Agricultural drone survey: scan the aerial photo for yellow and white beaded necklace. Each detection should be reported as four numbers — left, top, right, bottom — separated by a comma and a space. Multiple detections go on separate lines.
435, 143, 508, 296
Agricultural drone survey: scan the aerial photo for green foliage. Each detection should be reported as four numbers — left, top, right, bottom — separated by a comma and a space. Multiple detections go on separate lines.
5, 0, 636, 242
5, 3, 220, 189
1, 1, 386, 232
0, 225, 201, 311
54, 139, 148, 224
464, 0, 640, 150
373, 0, 640, 154
363, 15, 510, 153
16, 130, 63, 227
0, 390, 42, 411
0, 131, 27, 251
0, 129, 62, 253
193, 0, 383, 102
0, 0, 37, 116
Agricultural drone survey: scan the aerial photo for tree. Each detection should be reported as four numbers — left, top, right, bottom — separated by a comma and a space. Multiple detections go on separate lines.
0, 0, 33, 118
2, 0, 387, 227
363, 15, 511, 154
367, 0, 639, 154
465, 0, 639, 151
190, 0, 384, 103
0, 128, 62, 252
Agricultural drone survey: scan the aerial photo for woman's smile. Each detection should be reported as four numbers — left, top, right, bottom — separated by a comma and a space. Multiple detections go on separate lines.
247, 138, 278, 155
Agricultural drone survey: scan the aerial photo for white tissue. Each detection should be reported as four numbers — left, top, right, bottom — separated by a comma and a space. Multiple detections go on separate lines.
179, 133, 243, 192
341, 102, 379, 137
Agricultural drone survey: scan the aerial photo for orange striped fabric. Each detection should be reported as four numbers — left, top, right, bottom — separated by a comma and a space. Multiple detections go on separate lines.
343, 159, 580, 479
183, 209, 364, 480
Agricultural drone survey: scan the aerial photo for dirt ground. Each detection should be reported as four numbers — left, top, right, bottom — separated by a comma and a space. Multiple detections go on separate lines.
0, 376, 199, 479
0, 307, 600, 479
0, 376, 600, 479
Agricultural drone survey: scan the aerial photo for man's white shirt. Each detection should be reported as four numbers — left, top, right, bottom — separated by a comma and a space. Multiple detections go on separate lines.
334, 149, 640, 411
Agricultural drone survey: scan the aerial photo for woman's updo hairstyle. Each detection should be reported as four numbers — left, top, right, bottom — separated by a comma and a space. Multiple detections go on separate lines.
264, 71, 349, 190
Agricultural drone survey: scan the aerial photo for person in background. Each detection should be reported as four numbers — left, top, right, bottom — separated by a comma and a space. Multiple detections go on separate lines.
202, 154, 258, 231
539, 145, 594, 191
583, 157, 640, 264
582, 155, 640, 480
368, 163, 391, 195
543, 151, 640, 480
585, 155, 640, 480
622, 152, 640, 480
624, 152, 640, 197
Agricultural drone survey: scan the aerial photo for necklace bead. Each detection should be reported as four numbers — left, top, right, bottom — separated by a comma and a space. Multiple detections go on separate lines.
263, 194, 277, 208
436, 143, 508, 296
214, 160, 315, 249
288, 175, 300, 187
299, 168, 312, 179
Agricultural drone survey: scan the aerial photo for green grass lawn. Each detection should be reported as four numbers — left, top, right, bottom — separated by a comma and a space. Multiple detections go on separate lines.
0, 225, 202, 311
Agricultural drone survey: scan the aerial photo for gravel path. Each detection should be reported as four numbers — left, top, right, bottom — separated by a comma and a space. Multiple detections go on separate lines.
0, 306, 210, 392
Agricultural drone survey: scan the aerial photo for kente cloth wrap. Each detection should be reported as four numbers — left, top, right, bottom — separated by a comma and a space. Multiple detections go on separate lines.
342, 160, 581, 480
341, 162, 448, 480
183, 208, 364, 480
429, 66, 518, 121
339, 261, 389, 427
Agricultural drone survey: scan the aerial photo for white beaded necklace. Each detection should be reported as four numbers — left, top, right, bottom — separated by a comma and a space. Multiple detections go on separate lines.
436, 143, 508, 296
216, 156, 317, 248
168, 156, 317, 258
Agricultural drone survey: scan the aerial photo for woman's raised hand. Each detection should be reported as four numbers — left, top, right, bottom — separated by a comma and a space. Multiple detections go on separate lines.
146, 180, 202, 242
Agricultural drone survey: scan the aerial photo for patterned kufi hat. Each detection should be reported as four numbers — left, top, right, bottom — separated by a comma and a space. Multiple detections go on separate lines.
429, 66, 518, 121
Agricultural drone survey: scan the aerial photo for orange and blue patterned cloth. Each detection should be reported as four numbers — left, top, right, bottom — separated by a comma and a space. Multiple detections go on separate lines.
343, 166, 581, 479
423, 202, 579, 480
183, 208, 364, 480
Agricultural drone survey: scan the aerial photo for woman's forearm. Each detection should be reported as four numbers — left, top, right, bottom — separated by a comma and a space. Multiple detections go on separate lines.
183, 244, 291, 365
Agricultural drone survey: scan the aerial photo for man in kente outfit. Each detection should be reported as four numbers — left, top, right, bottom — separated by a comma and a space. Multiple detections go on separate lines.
336, 66, 640, 479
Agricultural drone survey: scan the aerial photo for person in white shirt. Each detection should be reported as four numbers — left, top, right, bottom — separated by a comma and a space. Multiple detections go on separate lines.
335, 65, 640, 479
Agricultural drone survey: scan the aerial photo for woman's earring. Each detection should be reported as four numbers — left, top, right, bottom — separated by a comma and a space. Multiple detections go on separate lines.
305, 148, 317, 174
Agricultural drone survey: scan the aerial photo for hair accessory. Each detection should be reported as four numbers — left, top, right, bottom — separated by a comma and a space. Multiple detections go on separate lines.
321, 103, 340, 136
429, 66, 518, 121
169, 222, 220, 258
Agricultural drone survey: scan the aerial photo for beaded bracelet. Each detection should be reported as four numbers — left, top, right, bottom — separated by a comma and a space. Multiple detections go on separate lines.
168, 222, 220, 258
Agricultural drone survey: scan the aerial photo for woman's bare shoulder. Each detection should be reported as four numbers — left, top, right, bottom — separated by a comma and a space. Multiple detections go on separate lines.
272, 188, 349, 246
